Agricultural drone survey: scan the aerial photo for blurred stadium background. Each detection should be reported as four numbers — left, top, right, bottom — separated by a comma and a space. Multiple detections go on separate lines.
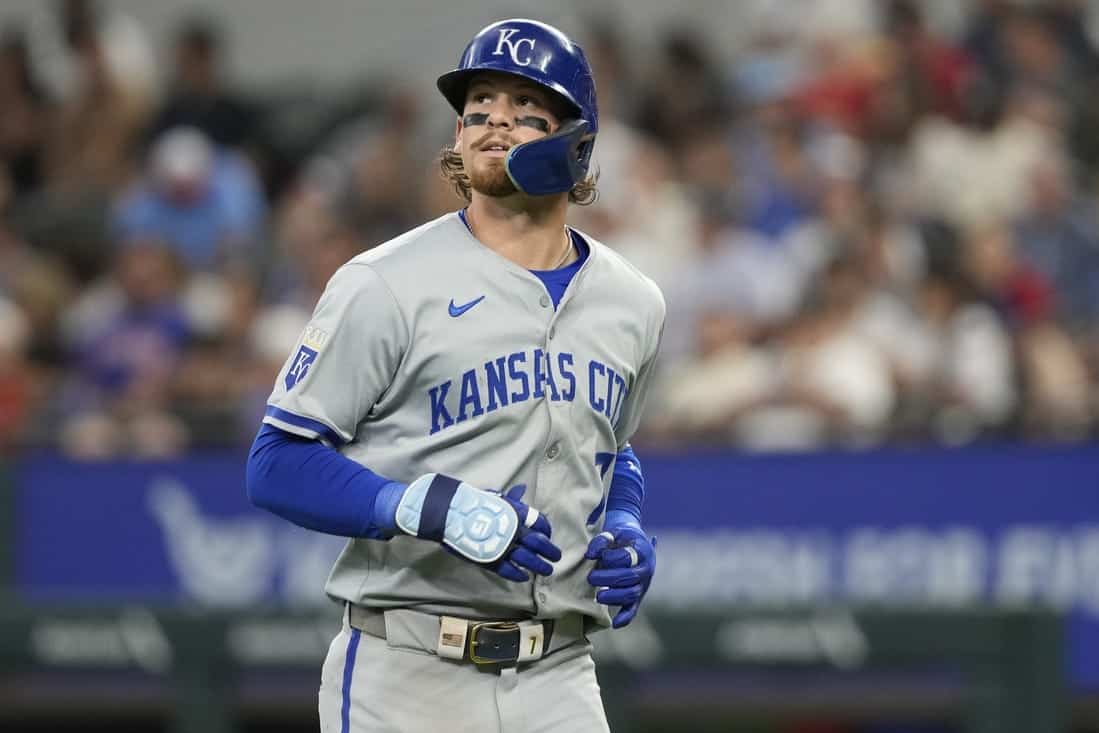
0, 0, 1098, 731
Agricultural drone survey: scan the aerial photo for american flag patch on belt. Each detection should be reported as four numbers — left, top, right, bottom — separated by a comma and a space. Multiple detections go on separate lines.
437, 616, 470, 660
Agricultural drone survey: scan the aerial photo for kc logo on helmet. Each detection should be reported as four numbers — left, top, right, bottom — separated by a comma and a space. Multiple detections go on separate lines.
493, 28, 538, 68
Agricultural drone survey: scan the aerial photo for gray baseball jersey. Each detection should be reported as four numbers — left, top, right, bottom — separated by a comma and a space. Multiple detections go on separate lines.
264, 211, 665, 626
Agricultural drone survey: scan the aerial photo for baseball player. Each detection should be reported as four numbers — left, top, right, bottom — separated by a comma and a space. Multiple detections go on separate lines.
246, 18, 665, 733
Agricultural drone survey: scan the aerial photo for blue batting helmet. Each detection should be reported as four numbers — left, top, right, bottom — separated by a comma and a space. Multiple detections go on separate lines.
437, 19, 598, 196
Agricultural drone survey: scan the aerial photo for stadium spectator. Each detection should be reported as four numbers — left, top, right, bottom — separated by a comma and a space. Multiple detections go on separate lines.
734, 253, 897, 450
114, 126, 265, 272
635, 27, 730, 149
1015, 154, 1099, 328
58, 241, 191, 458
44, 0, 158, 105
45, 2, 152, 194
914, 262, 1017, 443
146, 16, 256, 150
0, 25, 52, 201
964, 219, 1092, 439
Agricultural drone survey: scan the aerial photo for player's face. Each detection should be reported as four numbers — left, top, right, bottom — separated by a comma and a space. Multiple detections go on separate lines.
455, 72, 563, 198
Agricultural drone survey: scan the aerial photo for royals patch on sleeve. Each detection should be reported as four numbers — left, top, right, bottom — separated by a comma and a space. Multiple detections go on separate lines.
284, 326, 329, 391
285, 345, 318, 390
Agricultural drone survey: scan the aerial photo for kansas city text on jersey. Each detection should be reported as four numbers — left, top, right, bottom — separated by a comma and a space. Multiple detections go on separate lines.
427, 348, 630, 435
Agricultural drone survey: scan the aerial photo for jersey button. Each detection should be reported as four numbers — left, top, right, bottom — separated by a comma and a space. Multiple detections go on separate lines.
548, 325, 556, 339
545, 442, 560, 461
539, 294, 550, 308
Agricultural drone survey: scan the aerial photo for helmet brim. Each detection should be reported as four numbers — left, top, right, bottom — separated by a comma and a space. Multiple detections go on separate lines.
437, 66, 583, 121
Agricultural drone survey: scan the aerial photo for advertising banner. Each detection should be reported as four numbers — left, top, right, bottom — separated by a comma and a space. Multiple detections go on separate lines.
13, 445, 1099, 687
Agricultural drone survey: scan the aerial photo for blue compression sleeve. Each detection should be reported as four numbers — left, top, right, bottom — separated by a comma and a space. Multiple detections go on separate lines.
605, 445, 644, 530
246, 423, 404, 538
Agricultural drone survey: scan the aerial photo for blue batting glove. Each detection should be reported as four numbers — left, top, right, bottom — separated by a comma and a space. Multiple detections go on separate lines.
489, 484, 562, 582
585, 526, 656, 628
394, 474, 561, 583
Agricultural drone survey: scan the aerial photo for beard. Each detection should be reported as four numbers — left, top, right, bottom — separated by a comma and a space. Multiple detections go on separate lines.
468, 158, 517, 197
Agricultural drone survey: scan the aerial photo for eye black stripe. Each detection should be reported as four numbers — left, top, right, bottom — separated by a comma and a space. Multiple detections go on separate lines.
515, 116, 550, 133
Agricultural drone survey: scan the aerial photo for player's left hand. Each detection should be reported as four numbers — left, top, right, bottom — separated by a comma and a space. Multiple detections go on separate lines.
584, 526, 656, 628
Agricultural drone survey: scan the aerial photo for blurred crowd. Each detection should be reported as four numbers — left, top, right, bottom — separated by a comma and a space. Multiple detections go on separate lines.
1, 0, 1099, 457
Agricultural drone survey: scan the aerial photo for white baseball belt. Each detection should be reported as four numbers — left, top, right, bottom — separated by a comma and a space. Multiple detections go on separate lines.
346, 604, 592, 666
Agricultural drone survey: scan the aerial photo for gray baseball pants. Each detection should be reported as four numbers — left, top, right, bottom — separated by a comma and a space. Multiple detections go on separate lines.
319, 606, 611, 733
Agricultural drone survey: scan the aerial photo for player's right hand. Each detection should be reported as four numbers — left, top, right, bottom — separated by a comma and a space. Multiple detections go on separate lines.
394, 473, 561, 582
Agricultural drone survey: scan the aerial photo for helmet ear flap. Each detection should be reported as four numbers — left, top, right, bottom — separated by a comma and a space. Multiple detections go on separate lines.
505, 119, 592, 196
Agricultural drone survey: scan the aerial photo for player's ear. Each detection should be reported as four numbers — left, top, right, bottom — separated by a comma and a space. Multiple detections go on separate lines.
453, 117, 463, 151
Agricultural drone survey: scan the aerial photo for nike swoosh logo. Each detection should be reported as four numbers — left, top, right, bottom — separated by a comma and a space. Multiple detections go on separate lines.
448, 295, 486, 317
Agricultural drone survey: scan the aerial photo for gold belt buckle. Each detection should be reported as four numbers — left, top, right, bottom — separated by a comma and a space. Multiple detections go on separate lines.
468, 621, 520, 665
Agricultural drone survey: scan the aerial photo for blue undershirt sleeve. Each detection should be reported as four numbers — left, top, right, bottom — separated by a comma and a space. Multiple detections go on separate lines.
246, 423, 405, 538
605, 444, 645, 531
